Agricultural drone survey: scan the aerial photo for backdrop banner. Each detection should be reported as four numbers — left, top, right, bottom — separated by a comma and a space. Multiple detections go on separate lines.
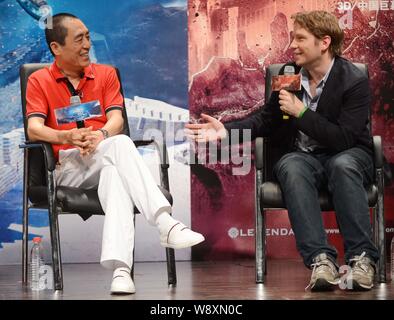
0, 0, 190, 265
188, 0, 394, 260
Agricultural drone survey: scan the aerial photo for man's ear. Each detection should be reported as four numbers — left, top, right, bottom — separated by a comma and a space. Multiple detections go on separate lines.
50, 42, 62, 56
321, 35, 332, 52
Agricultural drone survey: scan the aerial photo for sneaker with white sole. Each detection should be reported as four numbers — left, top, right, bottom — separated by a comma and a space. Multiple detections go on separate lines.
160, 222, 205, 249
305, 253, 340, 291
348, 252, 376, 291
110, 267, 136, 294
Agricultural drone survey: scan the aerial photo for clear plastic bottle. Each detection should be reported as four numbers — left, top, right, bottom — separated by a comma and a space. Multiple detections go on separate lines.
391, 236, 394, 281
30, 237, 44, 291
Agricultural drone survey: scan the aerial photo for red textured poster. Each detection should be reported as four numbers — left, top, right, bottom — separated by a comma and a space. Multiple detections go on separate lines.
189, 0, 394, 260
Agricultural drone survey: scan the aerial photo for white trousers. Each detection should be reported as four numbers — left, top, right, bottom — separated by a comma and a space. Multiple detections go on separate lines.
55, 134, 172, 270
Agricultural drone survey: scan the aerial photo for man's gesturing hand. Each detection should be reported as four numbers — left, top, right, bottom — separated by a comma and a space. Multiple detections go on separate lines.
185, 113, 227, 142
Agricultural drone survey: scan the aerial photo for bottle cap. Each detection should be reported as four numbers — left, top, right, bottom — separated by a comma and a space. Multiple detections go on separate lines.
32, 237, 42, 243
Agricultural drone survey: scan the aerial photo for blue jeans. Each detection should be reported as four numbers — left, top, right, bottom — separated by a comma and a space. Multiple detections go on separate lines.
273, 147, 379, 267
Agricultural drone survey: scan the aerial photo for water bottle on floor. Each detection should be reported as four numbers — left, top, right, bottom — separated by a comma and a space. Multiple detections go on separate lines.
30, 237, 44, 291
391, 235, 394, 281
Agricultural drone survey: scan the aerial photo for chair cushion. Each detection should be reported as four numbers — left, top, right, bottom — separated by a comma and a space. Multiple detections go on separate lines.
56, 187, 105, 219
29, 185, 173, 221
260, 181, 378, 211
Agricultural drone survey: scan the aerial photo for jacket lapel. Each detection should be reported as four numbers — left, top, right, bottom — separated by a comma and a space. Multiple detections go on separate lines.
315, 58, 341, 113
289, 64, 303, 102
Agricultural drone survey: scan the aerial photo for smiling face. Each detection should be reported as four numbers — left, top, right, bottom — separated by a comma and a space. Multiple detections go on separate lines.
290, 23, 331, 68
50, 17, 91, 72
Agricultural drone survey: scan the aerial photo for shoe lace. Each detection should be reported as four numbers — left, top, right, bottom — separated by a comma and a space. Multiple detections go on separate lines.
305, 260, 332, 291
349, 252, 370, 273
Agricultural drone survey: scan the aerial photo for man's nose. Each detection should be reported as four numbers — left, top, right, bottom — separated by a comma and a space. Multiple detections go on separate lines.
83, 37, 91, 49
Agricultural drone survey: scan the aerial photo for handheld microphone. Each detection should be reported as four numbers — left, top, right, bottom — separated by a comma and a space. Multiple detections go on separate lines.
283, 65, 295, 76
282, 66, 295, 120
70, 95, 85, 128
271, 65, 301, 120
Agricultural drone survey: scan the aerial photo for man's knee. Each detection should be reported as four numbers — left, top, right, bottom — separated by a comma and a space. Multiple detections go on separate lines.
274, 153, 310, 180
326, 154, 358, 179
112, 134, 134, 146
99, 134, 137, 166
109, 134, 137, 153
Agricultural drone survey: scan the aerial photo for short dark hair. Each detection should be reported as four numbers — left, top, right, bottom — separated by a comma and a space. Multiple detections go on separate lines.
45, 13, 79, 56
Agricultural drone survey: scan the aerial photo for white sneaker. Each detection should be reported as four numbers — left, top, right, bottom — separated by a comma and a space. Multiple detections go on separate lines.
160, 222, 205, 249
110, 267, 136, 294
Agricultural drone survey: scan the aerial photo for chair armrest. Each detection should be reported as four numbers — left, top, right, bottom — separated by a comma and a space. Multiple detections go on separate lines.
133, 138, 170, 191
19, 141, 56, 172
373, 136, 383, 169
255, 137, 264, 170
133, 139, 155, 147
133, 139, 169, 168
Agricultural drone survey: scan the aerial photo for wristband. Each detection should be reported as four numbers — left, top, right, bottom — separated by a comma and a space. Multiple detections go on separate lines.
98, 128, 109, 139
298, 106, 308, 118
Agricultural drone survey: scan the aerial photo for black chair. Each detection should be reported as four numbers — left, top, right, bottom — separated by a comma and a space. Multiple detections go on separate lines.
19, 63, 177, 290
254, 63, 386, 284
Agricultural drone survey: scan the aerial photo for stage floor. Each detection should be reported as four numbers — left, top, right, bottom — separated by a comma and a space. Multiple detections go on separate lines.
0, 259, 393, 300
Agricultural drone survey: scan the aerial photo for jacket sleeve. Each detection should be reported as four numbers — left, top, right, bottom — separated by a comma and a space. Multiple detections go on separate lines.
224, 91, 283, 140
296, 77, 371, 152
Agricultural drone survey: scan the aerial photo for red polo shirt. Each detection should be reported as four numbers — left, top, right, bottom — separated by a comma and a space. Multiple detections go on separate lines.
26, 62, 124, 160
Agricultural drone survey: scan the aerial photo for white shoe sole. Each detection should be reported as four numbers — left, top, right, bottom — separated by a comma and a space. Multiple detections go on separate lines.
110, 285, 136, 294
350, 280, 373, 291
110, 277, 136, 294
161, 235, 205, 249
310, 278, 338, 291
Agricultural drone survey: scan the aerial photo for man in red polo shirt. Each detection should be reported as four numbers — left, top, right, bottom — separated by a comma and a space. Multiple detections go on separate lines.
26, 13, 204, 294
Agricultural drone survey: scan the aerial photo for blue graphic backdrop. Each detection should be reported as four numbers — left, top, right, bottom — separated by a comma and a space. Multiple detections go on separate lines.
0, 0, 187, 251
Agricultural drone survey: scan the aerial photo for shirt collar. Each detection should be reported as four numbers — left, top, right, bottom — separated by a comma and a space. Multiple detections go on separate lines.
300, 57, 335, 89
50, 62, 95, 81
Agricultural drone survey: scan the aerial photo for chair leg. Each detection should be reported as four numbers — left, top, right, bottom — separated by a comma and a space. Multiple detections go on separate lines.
262, 210, 267, 278
22, 207, 29, 286
255, 170, 265, 283
131, 215, 136, 280
374, 167, 386, 283
22, 149, 29, 286
48, 207, 63, 290
255, 208, 264, 283
166, 248, 177, 286
375, 203, 386, 283
255, 200, 265, 283
47, 170, 63, 290
264, 252, 267, 276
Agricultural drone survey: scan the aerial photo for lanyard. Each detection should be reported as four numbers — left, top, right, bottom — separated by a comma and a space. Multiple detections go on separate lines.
64, 78, 84, 99
63, 78, 85, 128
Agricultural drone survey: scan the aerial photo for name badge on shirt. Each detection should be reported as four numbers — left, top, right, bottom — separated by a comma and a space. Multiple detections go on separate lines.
55, 100, 102, 125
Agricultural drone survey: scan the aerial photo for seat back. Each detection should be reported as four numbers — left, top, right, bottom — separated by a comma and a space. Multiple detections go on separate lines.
20, 64, 51, 200
19, 63, 130, 200
263, 62, 369, 181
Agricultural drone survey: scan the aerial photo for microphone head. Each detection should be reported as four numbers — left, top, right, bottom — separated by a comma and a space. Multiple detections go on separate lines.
284, 65, 295, 75
70, 95, 81, 106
